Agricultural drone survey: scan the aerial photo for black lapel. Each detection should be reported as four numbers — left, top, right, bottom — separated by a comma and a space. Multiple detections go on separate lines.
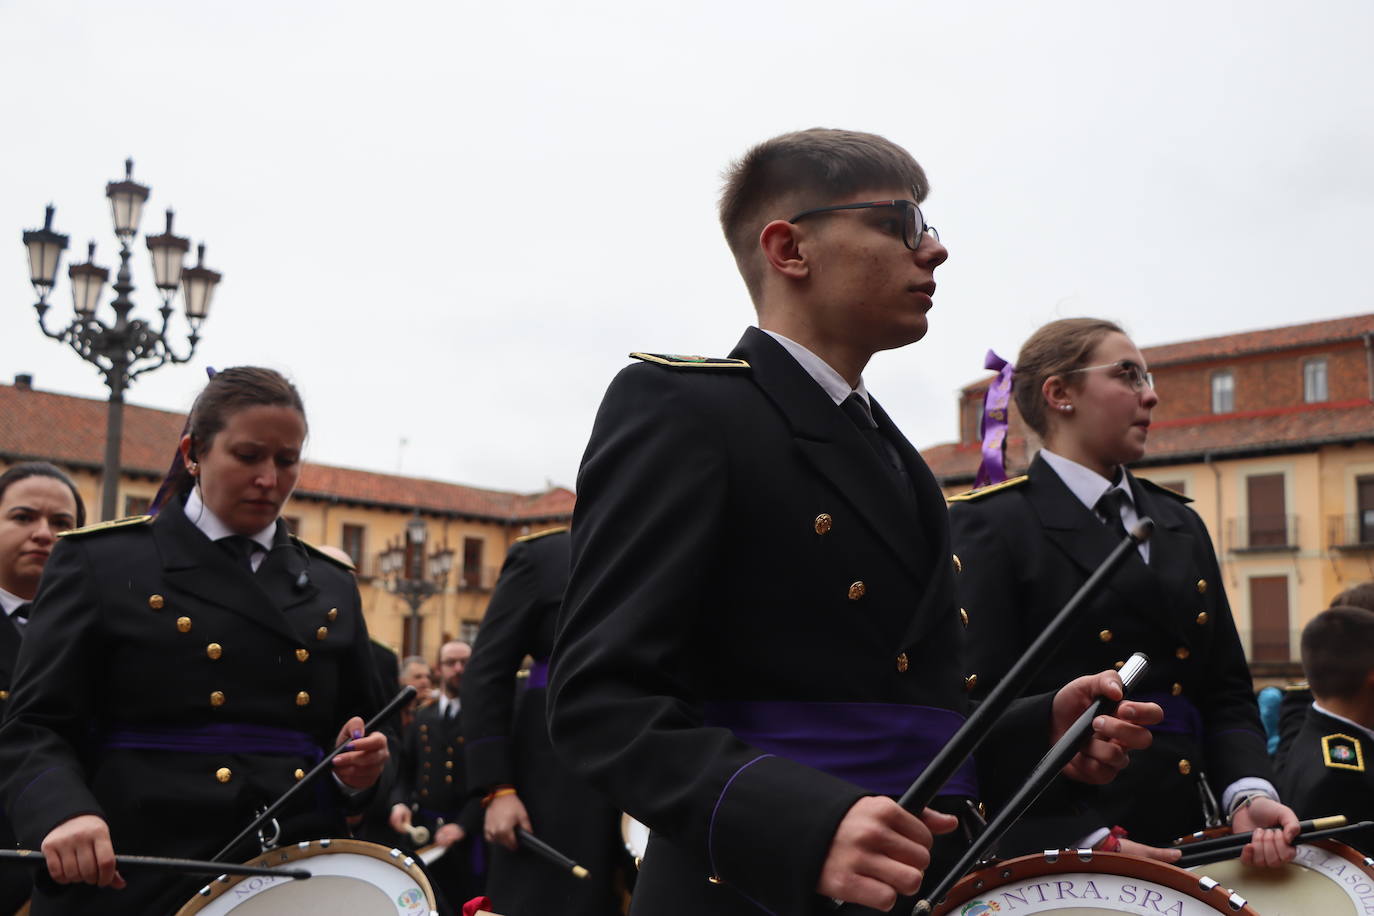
1025, 454, 1161, 622
154, 497, 300, 644
256, 525, 322, 614
731, 328, 927, 581
1126, 471, 1195, 643
0, 613, 21, 678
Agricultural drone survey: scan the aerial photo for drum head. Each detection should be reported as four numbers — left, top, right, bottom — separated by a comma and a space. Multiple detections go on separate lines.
176, 838, 438, 916
1186, 839, 1374, 915
935, 850, 1257, 915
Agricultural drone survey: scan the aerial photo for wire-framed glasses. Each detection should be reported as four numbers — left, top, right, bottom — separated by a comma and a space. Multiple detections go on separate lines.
788, 199, 938, 251
1065, 360, 1155, 392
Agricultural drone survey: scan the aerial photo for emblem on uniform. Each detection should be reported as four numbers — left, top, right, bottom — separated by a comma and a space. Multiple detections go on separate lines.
1321, 733, 1365, 771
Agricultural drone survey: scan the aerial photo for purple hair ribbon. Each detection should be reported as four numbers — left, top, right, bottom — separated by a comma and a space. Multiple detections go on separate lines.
148, 366, 217, 515
974, 350, 1015, 488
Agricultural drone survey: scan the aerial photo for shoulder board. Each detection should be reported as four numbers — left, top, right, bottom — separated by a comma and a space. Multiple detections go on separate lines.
1284, 681, 1310, 693
1137, 477, 1194, 503
946, 476, 1028, 504
516, 526, 569, 544
291, 535, 356, 571
630, 352, 750, 370
1322, 733, 1366, 771
58, 514, 153, 538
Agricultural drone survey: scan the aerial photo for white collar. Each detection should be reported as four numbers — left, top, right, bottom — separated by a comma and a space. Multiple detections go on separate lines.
0, 585, 26, 617
439, 694, 461, 717
1039, 449, 1133, 514
184, 488, 277, 553
1312, 700, 1374, 743
760, 328, 871, 408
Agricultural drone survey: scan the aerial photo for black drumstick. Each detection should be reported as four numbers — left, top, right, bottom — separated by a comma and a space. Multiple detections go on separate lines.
911, 652, 1152, 915
1172, 814, 1345, 854
1176, 819, 1372, 868
0, 848, 310, 881
211, 685, 416, 862
517, 828, 589, 879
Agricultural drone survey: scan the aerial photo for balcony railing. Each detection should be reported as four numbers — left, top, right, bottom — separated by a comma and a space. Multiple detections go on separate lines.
1225, 515, 1299, 553
457, 565, 500, 592
1328, 513, 1374, 551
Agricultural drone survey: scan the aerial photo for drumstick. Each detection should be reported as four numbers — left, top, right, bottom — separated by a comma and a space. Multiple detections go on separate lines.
911, 652, 1152, 916
1173, 814, 1345, 854
1175, 818, 1370, 868
0, 848, 310, 881
830, 522, 1154, 914
210, 685, 417, 863
516, 829, 589, 879
405, 824, 431, 846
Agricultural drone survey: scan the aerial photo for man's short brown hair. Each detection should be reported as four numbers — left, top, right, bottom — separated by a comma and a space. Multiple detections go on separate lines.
718, 128, 930, 303
1302, 605, 1374, 700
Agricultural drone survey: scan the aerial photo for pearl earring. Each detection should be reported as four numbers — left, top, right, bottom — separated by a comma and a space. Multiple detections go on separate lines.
1060, 404, 1074, 413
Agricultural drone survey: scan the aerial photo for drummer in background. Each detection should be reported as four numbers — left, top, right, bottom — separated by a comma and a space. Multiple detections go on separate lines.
0, 462, 85, 914
0, 367, 389, 915
949, 317, 1300, 863
464, 526, 622, 916
390, 640, 485, 908
1276, 606, 1374, 853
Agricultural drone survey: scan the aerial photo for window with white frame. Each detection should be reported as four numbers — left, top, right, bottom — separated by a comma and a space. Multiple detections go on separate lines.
1211, 370, 1235, 414
1304, 358, 1328, 403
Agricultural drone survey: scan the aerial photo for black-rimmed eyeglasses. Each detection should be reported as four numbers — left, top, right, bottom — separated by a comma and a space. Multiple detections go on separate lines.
788, 199, 939, 251
1065, 360, 1155, 392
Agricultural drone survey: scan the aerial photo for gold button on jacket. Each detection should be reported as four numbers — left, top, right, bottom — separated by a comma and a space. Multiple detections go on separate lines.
148, 594, 164, 610
176, 616, 192, 633
215, 767, 232, 783
814, 513, 833, 535
206, 643, 223, 660
895, 653, 909, 673
847, 581, 866, 600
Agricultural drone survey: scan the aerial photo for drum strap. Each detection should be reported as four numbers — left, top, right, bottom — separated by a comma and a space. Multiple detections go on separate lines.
103, 722, 325, 760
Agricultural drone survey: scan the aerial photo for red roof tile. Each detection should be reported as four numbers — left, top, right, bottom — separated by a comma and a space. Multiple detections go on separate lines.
0, 383, 573, 523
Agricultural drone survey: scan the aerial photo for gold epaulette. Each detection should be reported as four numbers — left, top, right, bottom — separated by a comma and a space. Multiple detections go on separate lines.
1284, 681, 1311, 693
291, 535, 356, 571
946, 476, 1028, 504
630, 352, 750, 370
516, 526, 569, 543
57, 514, 152, 538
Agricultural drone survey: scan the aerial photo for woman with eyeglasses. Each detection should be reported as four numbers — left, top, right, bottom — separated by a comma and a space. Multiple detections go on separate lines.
948, 318, 1300, 864
0, 367, 389, 915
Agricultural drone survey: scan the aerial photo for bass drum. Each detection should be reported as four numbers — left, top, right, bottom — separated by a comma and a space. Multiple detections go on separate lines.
933, 849, 1257, 915
620, 814, 650, 869
1186, 839, 1374, 915
176, 838, 439, 916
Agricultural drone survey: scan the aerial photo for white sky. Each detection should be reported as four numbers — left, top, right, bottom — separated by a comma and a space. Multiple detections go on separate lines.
3, 0, 1371, 494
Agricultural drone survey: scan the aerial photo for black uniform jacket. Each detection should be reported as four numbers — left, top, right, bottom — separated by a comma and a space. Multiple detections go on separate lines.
548, 328, 1051, 916
948, 454, 1271, 847
0, 611, 28, 912
465, 528, 621, 916
0, 495, 385, 915
392, 700, 481, 834
1276, 705, 1374, 854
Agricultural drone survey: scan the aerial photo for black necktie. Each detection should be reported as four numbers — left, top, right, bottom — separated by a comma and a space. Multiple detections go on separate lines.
217, 535, 261, 572
840, 393, 904, 475
1095, 488, 1131, 543
12, 602, 31, 626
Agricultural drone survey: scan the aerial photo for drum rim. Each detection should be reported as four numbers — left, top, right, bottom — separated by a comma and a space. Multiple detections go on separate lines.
933, 849, 1258, 916
175, 837, 438, 915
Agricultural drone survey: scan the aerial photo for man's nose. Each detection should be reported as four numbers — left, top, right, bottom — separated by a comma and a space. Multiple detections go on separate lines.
917, 235, 949, 268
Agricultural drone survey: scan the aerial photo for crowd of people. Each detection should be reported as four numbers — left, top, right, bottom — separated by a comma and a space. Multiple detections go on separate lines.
0, 127, 1371, 916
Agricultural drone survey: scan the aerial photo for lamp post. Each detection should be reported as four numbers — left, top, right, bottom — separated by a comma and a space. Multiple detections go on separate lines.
21, 158, 222, 521
380, 514, 454, 658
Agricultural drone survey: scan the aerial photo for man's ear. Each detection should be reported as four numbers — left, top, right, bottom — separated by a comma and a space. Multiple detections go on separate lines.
759, 219, 809, 280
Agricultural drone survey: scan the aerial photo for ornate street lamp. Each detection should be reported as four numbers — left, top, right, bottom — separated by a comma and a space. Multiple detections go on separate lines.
21, 159, 222, 521
380, 513, 454, 658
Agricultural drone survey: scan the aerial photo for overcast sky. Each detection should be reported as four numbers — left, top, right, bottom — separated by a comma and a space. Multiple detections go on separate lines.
3, 1, 1371, 494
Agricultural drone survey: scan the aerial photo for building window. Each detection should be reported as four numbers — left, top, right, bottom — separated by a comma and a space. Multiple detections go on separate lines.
1245, 473, 1288, 549
462, 537, 484, 589
341, 523, 365, 570
460, 620, 480, 644
1303, 358, 1328, 403
1249, 576, 1290, 663
1211, 371, 1234, 414
124, 495, 151, 516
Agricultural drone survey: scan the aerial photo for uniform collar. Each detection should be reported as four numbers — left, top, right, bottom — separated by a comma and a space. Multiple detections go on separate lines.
1039, 449, 1133, 514
184, 487, 278, 554
759, 328, 870, 408
1312, 700, 1374, 743
0, 585, 24, 617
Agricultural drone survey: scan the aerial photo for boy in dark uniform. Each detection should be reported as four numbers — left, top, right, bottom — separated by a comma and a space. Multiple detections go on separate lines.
1277, 605, 1374, 853
547, 128, 1161, 916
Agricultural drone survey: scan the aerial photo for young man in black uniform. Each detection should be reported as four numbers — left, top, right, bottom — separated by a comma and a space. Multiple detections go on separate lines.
547, 128, 1162, 916
1277, 605, 1374, 853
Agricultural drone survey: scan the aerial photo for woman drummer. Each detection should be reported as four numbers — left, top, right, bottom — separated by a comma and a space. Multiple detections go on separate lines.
0, 462, 85, 913
0, 367, 389, 914
948, 318, 1299, 864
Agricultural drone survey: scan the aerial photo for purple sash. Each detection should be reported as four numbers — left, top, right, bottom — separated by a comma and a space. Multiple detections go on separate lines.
103, 722, 324, 761
703, 700, 978, 797
526, 659, 550, 689
1134, 693, 1204, 738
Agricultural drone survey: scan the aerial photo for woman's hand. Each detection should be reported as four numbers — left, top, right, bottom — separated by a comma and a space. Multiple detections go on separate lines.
1052, 671, 1161, 784
41, 814, 125, 888
1233, 796, 1300, 867
483, 791, 532, 851
332, 716, 388, 790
